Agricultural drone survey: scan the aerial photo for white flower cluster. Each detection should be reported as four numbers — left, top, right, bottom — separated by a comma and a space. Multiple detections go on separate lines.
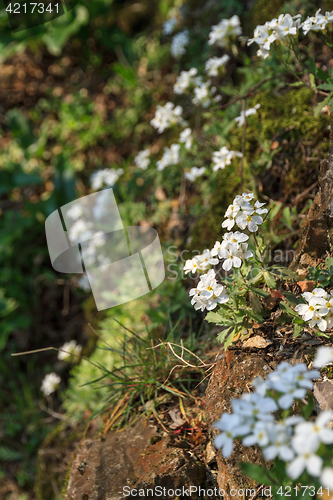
295, 287, 333, 332
150, 102, 183, 134
248, 14, 300, 59
302, 9, 333, 35
58, 340, 82, 361
248, 10, 333, 59
184, 166, 206, 182
235, 104, 261, 127
211, 231, 253, 272
184, 248, 219, 275
222, 192, 267, 232
192, 80, 217, 108
41, 372, 61, 396
189, 268, 229, 311
212, 146, 243, 172
90, 168, 124, 190
179, 128, 192, 150
214, 360, 333, 488
173, 68, 201, 94
156, 144, 180, 171
205, 55, 230, 77
134, 148, 150, 170
208, 15, 242, 48
171, 30, 189, 58
163, 17, 178, 36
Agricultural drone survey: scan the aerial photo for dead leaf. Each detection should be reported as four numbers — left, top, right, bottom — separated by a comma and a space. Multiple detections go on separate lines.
168, 409, 186, 429
243, 336, 272, 349
297, 280, 315, 292
270, 140, 279, 150
155, 186, 166, 201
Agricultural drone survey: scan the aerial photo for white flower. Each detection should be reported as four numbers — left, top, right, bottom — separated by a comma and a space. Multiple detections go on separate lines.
174, 68, 198, 94
251, 375, 268, 396
321, 467, 333, 489
190, 269, 229, 311
287, 435, 322, 479
163, 17, 177, 35
192, 81, 214, 108
222, 231, 249, 248
295, 297, 326, 321
134, 149, 150, 170
275, 14, 298, 38
68, 219, 93, 242
263, 423, 295, 462
205, 55, 230, 76
313, 346, 333, 368
254, 200, 268, 215
302, 287, 328, 302
78, 273, 90, 291
212, 146, 242, 171
309, 313, 328, 332
236, 211, 263, 232
214, 412, 242, 458
294, 411, 333, 448
219, 243, 242, 271
196, 249, 219, 271
184, 256, 200, 274
235, 104, 261, 127
179, 128, 193, 149
171, 30, 189, 58
243, 421, 270, 447
209, 15, 242, 48
41, 372, 61, 396
58, 340, 82, 361
150, 102, 183, 133
184, 166, 206, 182
233, 392, 277, 420
90, 168, 124, 190
156, 144, 180, 171
67, 204, 84, 220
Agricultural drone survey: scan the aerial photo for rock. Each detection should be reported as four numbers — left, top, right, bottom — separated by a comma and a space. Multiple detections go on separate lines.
292, 121, 333, 269
314, 380, 333, 412
205, 352, 270, 499
65, 416, 210, 500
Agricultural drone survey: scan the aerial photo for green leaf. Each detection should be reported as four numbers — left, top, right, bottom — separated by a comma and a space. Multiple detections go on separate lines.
249, 286, 270, 298
314, 93, 332, 117
263, 271, 276, 288
279, 301, 295, 316
217, 327, 232, 343
325, 257, 333, 269
316, 67, 330, 82
249, 292, 263, 313
206, 311, 224, 324
317, 83, 333, 91
309, 57, 317, 75
309, 73, 316, 90
224, 328, 236, 349
302, 393, 314, 419
293, 323, 303, 338
240, 462, 273, 485
247, 310, 264, 322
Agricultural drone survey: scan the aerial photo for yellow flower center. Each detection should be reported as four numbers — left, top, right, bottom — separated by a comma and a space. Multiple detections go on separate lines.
309, 305, 315, 311
246, 215, 252, 222
207, 286, 213, 291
